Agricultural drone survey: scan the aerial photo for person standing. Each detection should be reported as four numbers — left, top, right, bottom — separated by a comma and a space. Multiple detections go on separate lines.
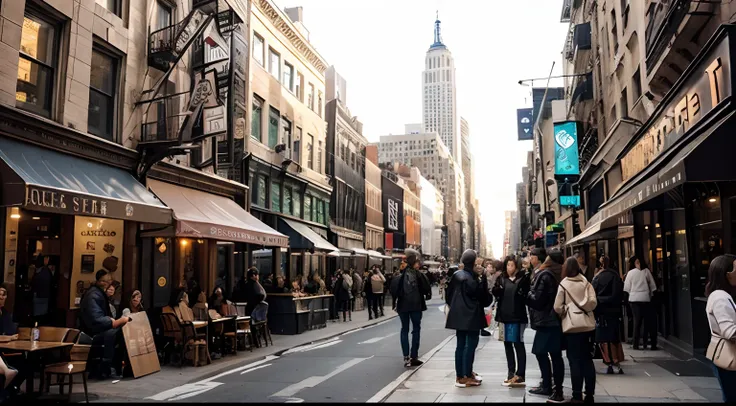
623, 256, 657, 350
391, 249, 431, 368
370, 266, 386, 319
530, 248, 547, 275
31, 256, 53, 326
243, 267, 267, 317
351, 268, 363, 312
593, 255, 625, 374
492, 256, 531, 388
446, 249, 492, 388
526, 249, 565, 402
705, 254, 736, 403
333, 269, 352, 322
554, 257, 598, 404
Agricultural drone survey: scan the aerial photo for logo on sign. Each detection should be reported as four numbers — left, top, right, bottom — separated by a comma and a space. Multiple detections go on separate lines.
553, 122, 580, 176
517, 108, 534, 141
388, 199, 399, 231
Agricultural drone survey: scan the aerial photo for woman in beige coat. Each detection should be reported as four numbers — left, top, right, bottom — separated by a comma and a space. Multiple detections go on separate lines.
554, 257, 598, 403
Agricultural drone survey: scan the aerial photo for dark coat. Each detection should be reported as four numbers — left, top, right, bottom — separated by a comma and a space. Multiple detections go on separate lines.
333, 274, 351, 302
390, 269, 431, 313
592, 268, 624, 318
445, 269, 491, 331
492, 271, 530, 324
526, 262, 562, 330
79, 285, 113, 336
243, 280, 266, 317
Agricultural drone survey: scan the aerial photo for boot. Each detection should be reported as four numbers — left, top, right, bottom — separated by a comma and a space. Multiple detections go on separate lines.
546, 386, 565, 403
583, 394, 594, 403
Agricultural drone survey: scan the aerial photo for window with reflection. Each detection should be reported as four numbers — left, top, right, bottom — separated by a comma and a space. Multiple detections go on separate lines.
17, 12, 57, 118
271, 181, 281, 213
96, 0, 120, 17
88, 48, 118, 141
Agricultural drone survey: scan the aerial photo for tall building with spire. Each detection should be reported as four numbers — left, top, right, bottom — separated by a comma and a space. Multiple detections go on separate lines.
422, 13, 459, 163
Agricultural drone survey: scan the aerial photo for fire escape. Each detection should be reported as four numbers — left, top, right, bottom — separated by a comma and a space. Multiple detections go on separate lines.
135, 0, 247, 182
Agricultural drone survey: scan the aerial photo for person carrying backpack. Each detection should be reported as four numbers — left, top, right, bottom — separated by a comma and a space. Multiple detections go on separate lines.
391, 249, 431, 367
334, 269, 353, 322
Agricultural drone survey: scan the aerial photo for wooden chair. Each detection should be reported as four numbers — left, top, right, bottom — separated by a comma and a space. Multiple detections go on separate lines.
180, 322, 207, 367
38, 327, 70, 343
43, 337, 92, 403
159, 313, 184, 366
250, 303, 272, 348
64, 329, 80, 344
16, 328, 30, 341
159, 313, 207, 367
221, 317, 239, 354
233, 304, 254, 352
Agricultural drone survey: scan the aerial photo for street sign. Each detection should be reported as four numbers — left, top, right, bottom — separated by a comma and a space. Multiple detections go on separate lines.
517, 108, 534, 140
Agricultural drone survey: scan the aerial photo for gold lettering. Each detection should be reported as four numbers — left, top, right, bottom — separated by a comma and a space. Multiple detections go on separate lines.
59, 194, 66, 209
689, 92, 701, 120
706, 57, 724, 107
30, 189, 40, 206
41, 190, 49, 207
73, 197, 80, 212
82, 199, 89, 213
91, 200, 98, 214
676, 95, 689, 133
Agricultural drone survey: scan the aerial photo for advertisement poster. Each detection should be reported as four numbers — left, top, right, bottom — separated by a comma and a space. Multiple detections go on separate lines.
71, 216, 124, 308
553, 121, 580, 176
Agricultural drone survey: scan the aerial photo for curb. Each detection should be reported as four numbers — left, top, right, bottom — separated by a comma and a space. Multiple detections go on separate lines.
188, 313, 399, 384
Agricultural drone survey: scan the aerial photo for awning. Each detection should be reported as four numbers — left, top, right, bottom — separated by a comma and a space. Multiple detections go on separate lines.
564, 214, 618, 247
0, 137, 171, 224
328, 250, 351, 257
351, 248, 370, 256
368, 250, 392, 260
148, 179, 288, 247
279, 218, 338, 252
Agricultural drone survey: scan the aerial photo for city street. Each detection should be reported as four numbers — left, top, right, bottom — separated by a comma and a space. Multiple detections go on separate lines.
145, 296, 452, 403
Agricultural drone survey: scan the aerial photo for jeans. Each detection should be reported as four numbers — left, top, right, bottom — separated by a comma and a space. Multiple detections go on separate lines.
399, 311, 423, 358
455, 330, 480, 378
631, 302, 657, 348
713, 362, 736, 403
504, 341, 526, 379
535, 352, 564, 389
566, 332, 595, 399
376, 293, 385, 316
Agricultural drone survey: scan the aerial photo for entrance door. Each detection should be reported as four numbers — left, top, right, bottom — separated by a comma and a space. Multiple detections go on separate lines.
665, 209, 692, 345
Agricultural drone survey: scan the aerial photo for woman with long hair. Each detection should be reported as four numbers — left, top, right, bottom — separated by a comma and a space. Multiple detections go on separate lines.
623, 256, 657, 350
555, 257, 597, 403
492, 255, 531, 387
592, 255, 625, 374
705, 254, 736, 403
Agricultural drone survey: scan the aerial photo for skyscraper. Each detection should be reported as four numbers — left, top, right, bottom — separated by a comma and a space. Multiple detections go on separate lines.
422, 13, 459, 163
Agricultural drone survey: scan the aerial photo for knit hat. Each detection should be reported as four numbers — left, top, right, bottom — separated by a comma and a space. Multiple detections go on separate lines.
460, 249, 477, 271
405, 248, 421, 268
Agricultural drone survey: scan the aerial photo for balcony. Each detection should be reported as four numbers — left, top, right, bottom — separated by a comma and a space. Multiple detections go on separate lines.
147, 9, 210, 72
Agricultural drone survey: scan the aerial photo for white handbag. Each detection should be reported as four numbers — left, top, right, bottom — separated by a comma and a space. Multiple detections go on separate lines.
560, 285, 596, 334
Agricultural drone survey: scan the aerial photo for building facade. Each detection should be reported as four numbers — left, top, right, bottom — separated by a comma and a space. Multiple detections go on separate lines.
364, 149, 384, 251
420, 176, 444, 258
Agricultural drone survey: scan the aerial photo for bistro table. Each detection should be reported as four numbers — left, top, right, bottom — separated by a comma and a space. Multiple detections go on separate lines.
0, 341, 74, 394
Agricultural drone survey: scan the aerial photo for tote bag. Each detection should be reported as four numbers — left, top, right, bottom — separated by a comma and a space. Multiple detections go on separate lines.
706, 298, 736, 371
560, 285, 596, 333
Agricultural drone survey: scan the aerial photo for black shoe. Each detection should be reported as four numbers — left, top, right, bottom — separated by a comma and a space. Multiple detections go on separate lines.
403, 356, 411, 367
606, 365, 614, 375
529, 386, 552, 396
649, 346, 659, 351
369, 316, 373, 320
584, 394, 594, 404
409, 358, 423, 367
481, 329, 491, 337
632, 345, 640, 350
546, 388, 564, 403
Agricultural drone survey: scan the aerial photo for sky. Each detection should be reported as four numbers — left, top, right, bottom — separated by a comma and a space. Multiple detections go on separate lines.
273, 0, 570, 257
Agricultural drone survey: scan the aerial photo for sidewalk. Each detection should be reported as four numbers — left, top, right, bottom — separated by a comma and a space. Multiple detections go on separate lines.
75, 304, 396, 402
384, 329, 722, 403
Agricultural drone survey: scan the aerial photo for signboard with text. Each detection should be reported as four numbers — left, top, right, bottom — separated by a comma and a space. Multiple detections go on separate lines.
553, 121, 580, 176
517, 108, 534, 140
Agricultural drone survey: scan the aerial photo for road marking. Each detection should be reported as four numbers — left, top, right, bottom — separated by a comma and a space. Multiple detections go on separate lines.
201, 355, 279, 383
240, 364, 272, 375
284, 398, 305, 403
270, 356, 373, 398
359, 332, 397, 344
366, 333, 456, 403
146, 382, 224, 401
282, 338, 341, 355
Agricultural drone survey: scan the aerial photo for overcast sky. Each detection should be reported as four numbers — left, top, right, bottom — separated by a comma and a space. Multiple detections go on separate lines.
273, 0, 569, 256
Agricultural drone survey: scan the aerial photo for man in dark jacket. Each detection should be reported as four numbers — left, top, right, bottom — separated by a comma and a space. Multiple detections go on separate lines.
243, 267, 267, 317
525, 249, 565, 402
445, 249, 492, 387
390, 249, 431, 368
79, 270, 129, 379
592, 256, 625, 374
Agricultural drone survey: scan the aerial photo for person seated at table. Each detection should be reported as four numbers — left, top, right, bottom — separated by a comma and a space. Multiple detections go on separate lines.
79, 270, 129, 380
290, 279, 306, 298
0, 285, 16, 337
106, 284, 117, 319
192, 292, 209, 321
243, 268, 267, 317
174, 291, 194, 323
120, 290, 144, 316
261, 272, 274, 292
209, 287, 226, 312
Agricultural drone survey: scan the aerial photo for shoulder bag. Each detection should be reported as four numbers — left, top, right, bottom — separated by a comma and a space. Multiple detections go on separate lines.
559, 285, 596, 333
706, 297, 736, 371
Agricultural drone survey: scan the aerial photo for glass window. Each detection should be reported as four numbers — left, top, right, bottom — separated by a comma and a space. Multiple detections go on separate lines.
96, 0, 120, 16
268, 48, 280, 80
283, 62, 294, 92
294, 127, 302, 164
271, 182, 281, 212
155, 1, 171, 30
312, 196, 318, 223
325, 201, 330, 225
281, 116, 291, 147
317, 91, 323, 118
307, 83, 315, 110
16, 13, 57, 118
307, 134, 314, 170
251, 95, 263, 141
256, 175, 267, 207
317, 140, 322, 173
296, 72, 303, 101
88, 49, 117, 141
316, 199, 324, 225
283, 187, 292, 215
268, 107, 279, 148
293, 191, 302, 218
304, 195, 312, 221
253, 33, 264, 67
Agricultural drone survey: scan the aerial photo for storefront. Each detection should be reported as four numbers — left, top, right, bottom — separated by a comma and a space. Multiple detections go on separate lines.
141, 179, 288, 308
0, 136, 172, 327
277, 217, 338, 284
582, 24, 736, 359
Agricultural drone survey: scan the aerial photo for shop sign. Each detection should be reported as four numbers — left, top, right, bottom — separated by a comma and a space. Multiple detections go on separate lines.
517, 108, 534, 141
621, 37, 731, 182
553, 122, 580, 176
387, 199, 399, 231
559, 195, 580, 207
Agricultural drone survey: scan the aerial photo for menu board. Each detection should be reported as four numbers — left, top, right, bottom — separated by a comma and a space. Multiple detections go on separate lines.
121, 311, 160, 378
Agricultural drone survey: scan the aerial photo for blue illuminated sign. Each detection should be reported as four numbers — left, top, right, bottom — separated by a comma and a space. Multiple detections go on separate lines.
553, 122, 580, 176
560, 195, 581, 207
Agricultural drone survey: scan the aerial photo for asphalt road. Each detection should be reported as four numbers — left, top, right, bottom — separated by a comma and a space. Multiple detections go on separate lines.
147, 295, 452, 403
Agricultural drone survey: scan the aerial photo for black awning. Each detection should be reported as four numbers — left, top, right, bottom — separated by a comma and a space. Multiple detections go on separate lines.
278, 218, 338, 252
0, 137, 171, 224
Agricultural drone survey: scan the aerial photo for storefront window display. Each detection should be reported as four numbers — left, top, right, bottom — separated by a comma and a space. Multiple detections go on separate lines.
72, 216, 124, 308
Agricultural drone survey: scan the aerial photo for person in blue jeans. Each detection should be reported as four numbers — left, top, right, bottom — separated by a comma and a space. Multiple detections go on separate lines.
391, 248, 431, 367
445, 249, 492, 388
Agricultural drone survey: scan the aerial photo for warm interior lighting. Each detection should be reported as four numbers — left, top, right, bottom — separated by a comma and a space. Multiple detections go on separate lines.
32, 217, 40, 220
180, 239, 188, 247
9, 208, 20, 219
709, 198, 717, 203
645, 226, 649, 230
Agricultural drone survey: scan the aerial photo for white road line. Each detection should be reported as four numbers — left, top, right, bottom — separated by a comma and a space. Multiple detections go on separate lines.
240, 364, 272, 375
282, 338, 341, 355
145, 382, 224, 401
270, 356, 373, 398
200, 355, 280, 384
308, 340, 342, 351
366, 333, 456, 403
359, 332, 397, 345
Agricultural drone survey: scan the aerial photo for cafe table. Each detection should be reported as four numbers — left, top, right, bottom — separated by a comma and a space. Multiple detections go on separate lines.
0, 340, 73, 394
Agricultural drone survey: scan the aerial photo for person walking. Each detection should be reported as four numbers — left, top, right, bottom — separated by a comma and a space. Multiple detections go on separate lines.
333, 269, 352, 322
593, 255, 625, 374
351, 268, 363, 312
623, 256, 657, 350
526, 249, 565, 402
370, 266, 386, 319
446, 249, 492, 388
555, 257, 598, 403
492, 255, 531, 388
704, 254, 736, 403
391, 249, 431, 368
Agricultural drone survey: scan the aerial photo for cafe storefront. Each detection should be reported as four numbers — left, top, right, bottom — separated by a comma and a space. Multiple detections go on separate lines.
587, 24, 736, 359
